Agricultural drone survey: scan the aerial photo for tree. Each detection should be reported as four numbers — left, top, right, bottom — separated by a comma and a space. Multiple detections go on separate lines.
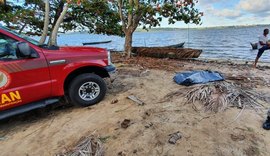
111, 0, 203, 57
47, 0, 124, 46
46, 0, 123, 46
0, 1, 40, 33
48, 0, 70, 46
63, 0, 123, 36
39, 0, 49, 45
0, 0, 122, 46
1, 0, 202, 55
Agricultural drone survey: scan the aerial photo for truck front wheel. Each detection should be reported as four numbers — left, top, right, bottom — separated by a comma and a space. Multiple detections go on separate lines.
68, 73, 107, 107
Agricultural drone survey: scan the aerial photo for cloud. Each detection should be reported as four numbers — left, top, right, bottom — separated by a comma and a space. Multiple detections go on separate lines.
199, 0, 222, 6
197, 0, 241, 20
237, 0, 270, 13
199, 0, 270, 22
212, 9, 241, 19
202, 4, 241, 20
163, 0, 270, 27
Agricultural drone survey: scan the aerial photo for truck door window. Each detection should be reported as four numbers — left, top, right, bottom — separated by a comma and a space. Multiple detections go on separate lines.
0, 33, 18, 60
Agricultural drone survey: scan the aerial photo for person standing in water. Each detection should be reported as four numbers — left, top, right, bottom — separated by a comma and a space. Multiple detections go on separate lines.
254, 29, 270, 68
263, 109, 270, 130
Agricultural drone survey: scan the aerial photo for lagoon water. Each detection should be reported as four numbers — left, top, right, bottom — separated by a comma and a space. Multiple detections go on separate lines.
55, 25, 270, 62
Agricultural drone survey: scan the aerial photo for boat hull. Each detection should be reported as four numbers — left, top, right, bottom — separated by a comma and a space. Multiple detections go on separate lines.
165, 42, 185, 48
132, 47, 202, 59
83, 40, 112, 45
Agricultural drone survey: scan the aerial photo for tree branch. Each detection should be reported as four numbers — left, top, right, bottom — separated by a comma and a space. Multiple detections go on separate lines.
48, 2, 69, 46
117, 0, 127, 33
19, 23, 27, 34
39, 0, 50, 45
127, 0, 134, 28
132, 0, 141, 31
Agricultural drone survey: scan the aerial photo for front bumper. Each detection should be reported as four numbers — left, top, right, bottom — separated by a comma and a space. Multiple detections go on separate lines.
105, 64, 117, 82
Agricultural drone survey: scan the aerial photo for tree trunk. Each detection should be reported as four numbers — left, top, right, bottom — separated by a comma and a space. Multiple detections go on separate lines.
124, 30, 133, 58
39, 0, 50, 45
19, 23, 26, 34
52, 2, 64, 29
48, 3, 69, 46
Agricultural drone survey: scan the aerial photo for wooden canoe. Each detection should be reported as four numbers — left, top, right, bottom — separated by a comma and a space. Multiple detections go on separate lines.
132, 47, 202, 59
165, 42, 185, 48
82, 40, 112, 45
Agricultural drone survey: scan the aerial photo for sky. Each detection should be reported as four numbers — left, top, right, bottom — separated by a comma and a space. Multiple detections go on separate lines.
6, 0, 270, 28
160, 0, 270, 28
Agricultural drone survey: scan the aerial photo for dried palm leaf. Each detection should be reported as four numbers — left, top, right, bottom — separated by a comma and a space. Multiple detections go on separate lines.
59, 136, 104, 156
163, 81, 266, 113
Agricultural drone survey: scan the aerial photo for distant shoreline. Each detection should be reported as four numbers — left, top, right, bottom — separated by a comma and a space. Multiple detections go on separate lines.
135, 24, 270, 32
63, 24, 270, 34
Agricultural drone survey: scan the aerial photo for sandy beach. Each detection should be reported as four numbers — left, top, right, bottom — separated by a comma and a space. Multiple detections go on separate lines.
0, 54, 270, 156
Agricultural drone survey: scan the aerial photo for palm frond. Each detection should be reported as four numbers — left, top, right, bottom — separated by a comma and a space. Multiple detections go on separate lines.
164, 81, 266, 113
59, 136, 104, 156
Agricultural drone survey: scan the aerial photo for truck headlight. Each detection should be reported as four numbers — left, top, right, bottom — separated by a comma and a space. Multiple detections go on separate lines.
107, 50, 112, 65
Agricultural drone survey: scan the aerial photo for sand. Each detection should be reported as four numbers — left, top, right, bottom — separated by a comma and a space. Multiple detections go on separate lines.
0, 55, 270, 156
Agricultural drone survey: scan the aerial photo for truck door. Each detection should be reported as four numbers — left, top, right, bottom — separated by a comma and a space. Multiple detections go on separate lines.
0, 33, 51, 111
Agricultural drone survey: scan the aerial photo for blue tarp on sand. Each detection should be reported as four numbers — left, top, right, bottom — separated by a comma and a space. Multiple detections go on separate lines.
174, 70, 224, 86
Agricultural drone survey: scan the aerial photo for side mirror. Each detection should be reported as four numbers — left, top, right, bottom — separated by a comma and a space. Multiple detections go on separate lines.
17, 42, 31, 57
16, 42, 38, 58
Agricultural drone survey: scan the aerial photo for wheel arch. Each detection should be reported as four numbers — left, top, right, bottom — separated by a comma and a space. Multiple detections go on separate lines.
64, 66, 109, 93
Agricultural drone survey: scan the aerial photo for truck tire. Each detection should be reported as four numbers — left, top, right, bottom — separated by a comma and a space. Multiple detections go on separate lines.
68, 73, 107, 107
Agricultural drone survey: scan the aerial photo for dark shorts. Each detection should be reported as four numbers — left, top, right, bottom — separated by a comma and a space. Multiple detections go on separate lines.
257, 45, 270, 58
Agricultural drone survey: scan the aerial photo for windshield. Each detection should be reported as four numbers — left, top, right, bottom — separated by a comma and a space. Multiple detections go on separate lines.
0, 25, 40, 46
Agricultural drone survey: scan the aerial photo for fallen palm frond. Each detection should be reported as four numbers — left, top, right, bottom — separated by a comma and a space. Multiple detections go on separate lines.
163, 81, 266, 113
60, 136, 104, 156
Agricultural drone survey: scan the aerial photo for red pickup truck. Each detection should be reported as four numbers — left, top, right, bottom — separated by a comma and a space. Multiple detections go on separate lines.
0, 25, 116, 119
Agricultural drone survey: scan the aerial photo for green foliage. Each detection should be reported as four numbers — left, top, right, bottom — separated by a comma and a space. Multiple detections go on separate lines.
112, 0, 203, 56
0, 0, 122, 36
65, 0, 123, 36
0, 2, 42, 34
0, 0, 202, 37
116, 0, 202, 31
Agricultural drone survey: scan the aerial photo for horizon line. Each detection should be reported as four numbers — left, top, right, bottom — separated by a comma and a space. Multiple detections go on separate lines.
137, 24, 270, 30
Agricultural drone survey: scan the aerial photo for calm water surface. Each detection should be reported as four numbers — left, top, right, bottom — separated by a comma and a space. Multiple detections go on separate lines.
54, 25, 270, 62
